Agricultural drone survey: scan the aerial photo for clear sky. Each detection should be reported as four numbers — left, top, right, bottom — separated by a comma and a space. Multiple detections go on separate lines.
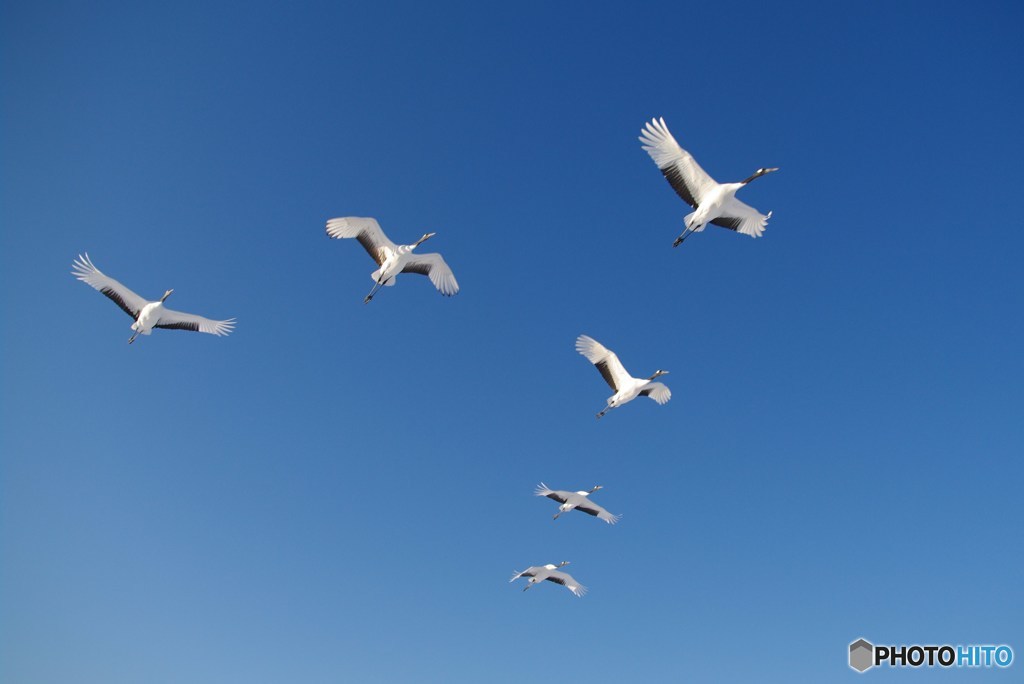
2, 1, 1022, 682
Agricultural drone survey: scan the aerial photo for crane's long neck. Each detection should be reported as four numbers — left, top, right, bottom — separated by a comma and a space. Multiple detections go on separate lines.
740, 167, 778, 184
412, 232, 435, 249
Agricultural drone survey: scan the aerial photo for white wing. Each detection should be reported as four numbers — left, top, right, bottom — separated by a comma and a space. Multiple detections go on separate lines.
639, 382, 671, 405
639, 117, 719, 208
534, 483, 569, 504
510, 567, 539, 582
401, 253, 459, 296
325, 217, 397, 266
71, 253, 149, 320
576, 499, 622, 525
711, 199, 771, 238
545, 570, 587, 597
575, 335, 631, 392
155, 308, 236, 336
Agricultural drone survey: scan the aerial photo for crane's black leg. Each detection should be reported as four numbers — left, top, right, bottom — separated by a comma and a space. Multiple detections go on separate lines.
673, 224, 699, 247
364, 276, 387, 303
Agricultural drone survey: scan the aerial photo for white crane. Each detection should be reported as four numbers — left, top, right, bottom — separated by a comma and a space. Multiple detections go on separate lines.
325, 217, 459, 303
510, 561, 587, 597
639, 117, 778, 246
576, 335, 670, 419
72, 254, 236, 344
535, 483, 621, 524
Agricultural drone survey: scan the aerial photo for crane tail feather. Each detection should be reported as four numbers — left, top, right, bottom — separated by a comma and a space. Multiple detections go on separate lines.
369, 269, 397, 286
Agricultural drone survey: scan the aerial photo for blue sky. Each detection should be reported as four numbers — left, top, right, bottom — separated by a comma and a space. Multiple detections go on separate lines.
2, 1, 1022, 681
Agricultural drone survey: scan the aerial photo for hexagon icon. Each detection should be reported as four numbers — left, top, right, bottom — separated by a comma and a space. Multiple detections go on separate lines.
849, 638, 874, 672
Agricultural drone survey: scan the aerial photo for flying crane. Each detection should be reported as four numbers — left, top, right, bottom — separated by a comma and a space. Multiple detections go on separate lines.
640, 117, 777, 246
510, 561, 587, 597
72, 254, 235, 344
325, 217, 459, 303
535, 483, 621, 524
576, 335, 670, 419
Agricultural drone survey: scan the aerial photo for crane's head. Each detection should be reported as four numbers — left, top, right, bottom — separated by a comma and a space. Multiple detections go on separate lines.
413, 232, 436, 247
650, 369, 669, 380
161, 289, 174, 302
589, 485, 603, 494
558, 560, 571, 567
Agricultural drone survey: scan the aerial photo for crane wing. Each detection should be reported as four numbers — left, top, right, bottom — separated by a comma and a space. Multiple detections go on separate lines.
545, 570, 587, 597
710, 199, 771, 238
576, 335, 630, 392
71, 253, 149, 320
534, 483, 569, 504
154, 308, 236, 336
639, 117, 718, 208
575, 500, 622, 525
510, 567, 539, 582
639, 382, 671, 405
325, 217, 397, 266
400, 253, 459, 296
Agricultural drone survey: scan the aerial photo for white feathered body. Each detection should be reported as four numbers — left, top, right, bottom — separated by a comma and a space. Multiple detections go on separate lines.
527, 564, 559, 586
371, 243, 414, 286
559, 491, 593, 513
132, 301, 166, 336
685, 182, 745, 233
605, 376, 664, 410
